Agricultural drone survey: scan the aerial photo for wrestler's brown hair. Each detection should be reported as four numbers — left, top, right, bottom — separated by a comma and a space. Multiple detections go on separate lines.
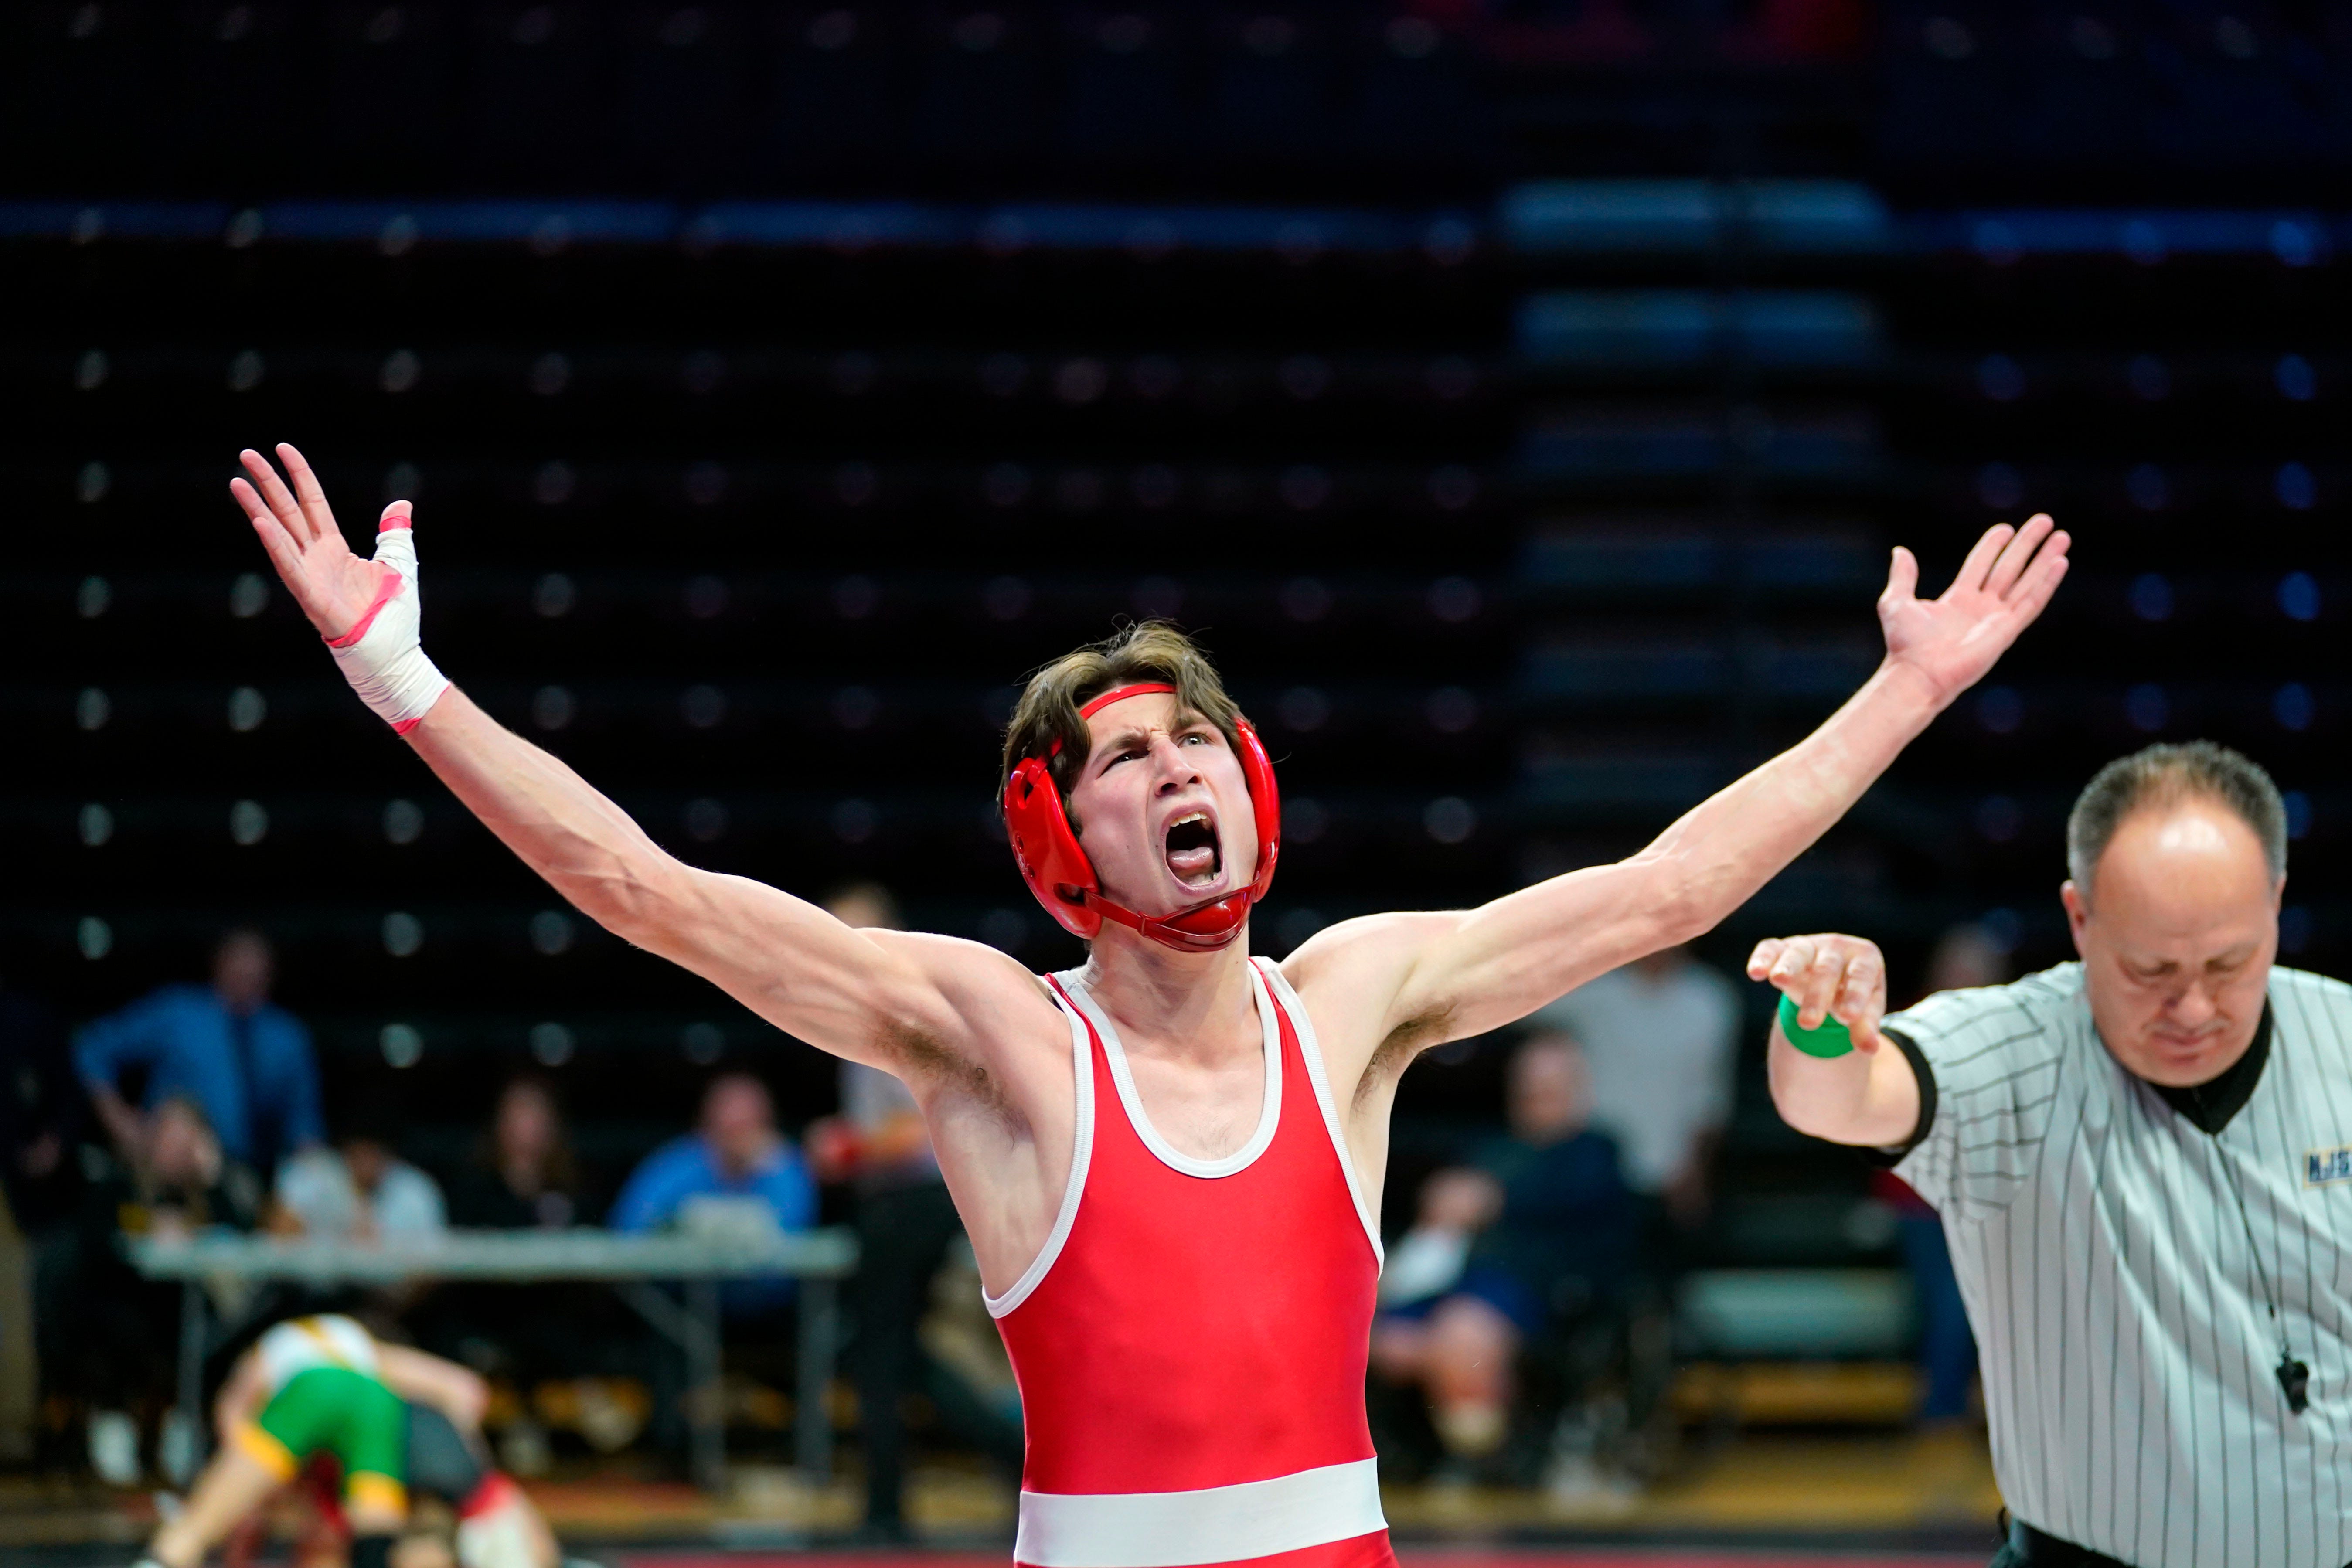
1000, 622, 1244, 810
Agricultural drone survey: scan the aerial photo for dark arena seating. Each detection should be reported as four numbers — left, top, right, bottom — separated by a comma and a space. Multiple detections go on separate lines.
7, 0, 2351, 1542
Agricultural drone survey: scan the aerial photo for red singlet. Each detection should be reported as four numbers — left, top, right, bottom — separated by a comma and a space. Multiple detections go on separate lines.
989, 959, 1393, 1568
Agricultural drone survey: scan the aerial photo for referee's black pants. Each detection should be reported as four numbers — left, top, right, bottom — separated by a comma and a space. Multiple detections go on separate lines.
1996, 1515, 2352, 1568
1991, 1520, 2134, 1567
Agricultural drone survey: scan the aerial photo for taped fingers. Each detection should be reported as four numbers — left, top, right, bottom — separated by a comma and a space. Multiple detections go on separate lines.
372, 520, 418, 578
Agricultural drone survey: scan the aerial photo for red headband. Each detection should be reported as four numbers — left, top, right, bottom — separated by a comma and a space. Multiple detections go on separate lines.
1047, 682, 1179, 758
1077, 681, 1177, 719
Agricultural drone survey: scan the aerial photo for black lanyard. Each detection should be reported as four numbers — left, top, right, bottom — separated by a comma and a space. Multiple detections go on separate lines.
2191, 1082, 2310, 1415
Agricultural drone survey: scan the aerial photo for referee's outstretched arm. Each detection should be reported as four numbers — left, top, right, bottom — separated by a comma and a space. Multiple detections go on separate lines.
1749, 933, 1922, 1146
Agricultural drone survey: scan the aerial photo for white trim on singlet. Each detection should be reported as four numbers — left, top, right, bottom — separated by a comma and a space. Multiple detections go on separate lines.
983, 985, 1096, 1320
257, 1313, 378, 1396
1060, 967, 1283, 1180
1014, 1456, 1386, 1568
1254, 959, 1385, 1270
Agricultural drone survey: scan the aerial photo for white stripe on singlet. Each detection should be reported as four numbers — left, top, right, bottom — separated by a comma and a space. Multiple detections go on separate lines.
1887, 963, 2352, 1568
1014, 1456, 1385, 1568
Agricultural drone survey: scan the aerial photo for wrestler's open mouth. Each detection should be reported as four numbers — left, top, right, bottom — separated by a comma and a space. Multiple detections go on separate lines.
1164, 813, 1222, 886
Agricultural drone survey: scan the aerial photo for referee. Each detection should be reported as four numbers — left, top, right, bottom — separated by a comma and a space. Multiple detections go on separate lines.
1752, 741, 2352, 1568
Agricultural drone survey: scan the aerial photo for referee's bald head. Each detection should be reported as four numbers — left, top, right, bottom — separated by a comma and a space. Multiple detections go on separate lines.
2066, 740, 2287, 895
2061, 740, 2284, 1087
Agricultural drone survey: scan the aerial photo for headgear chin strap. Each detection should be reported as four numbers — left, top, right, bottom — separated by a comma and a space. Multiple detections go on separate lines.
1002, 682, 1281, 952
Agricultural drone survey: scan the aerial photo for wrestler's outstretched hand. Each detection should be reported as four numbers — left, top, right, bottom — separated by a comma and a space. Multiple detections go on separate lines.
229, 443, 401, 643
1878, 514, 2069, 704
230, 442, 448, 731
1746, 933, 1888, 1052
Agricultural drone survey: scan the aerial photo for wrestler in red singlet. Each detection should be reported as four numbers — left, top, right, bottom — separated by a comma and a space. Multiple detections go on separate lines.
996, 959, 1390, 1567
231, 443, 2066, 1567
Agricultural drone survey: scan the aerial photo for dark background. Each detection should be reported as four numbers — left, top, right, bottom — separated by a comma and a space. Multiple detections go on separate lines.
13, 0, 2348, 1241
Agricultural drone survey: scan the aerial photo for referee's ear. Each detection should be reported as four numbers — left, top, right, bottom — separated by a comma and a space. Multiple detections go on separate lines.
2061, 880, 2091, 955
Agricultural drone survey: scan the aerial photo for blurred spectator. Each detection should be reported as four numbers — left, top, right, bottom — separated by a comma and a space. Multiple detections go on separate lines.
73, 929, 323, 1176
448, 1075, 584, 1230
1876, 922, 2010, 1428
611, 1073, 815, 1467
1533, 946, 1738, 1230
1371, 1032, 1633, 1469
805, 883, 1023, 1541
428, 1075, 639, 1470
275, 1116, 448, 1242
0, 975, 79, 1462
610, 1072, 814, 1316
134, 1096, 265, 1238
55, 1097, 264, 1485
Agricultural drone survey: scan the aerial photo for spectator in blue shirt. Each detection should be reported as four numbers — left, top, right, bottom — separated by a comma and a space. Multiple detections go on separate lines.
74, 930, 323, 1176
610, 1072, 815, 1316
1371, 1031, 1633, 1472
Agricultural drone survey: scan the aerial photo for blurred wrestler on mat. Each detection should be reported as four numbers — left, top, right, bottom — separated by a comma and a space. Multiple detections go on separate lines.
138, 1313, 556, 1568
231, 442, 2066, 1568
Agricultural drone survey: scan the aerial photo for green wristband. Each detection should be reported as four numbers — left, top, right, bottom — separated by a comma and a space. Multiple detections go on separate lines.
1777, 990, 1855, 1058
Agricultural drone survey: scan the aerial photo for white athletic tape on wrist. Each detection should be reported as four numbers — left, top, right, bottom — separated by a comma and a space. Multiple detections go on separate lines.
324, 518, 449, 733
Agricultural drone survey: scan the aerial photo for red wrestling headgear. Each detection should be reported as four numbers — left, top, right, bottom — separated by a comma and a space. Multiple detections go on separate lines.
1001, 682, 1281, 952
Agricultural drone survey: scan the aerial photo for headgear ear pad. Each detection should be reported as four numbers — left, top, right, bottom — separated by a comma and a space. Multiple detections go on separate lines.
1003, 717, 1280, 946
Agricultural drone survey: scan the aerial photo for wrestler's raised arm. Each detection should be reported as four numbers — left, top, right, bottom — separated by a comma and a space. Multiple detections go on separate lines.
1290, 517, 2069, 1058
230, 445, 1052, 1074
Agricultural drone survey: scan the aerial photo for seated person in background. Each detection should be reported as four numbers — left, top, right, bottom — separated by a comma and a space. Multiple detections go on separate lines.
68, 1098, 266, 1485
432, 1077, 637, 1468
75, 929, 324, 1178
276, 1116, 448, 1243
1371, 1031, 1634, 1468
139, 1313, 558, 1568
609, 1072, 814, 1316
447, 1077, 583, 1231
610, 1074, 816, 1461
130, 1095, 267, 1240
1534, 945, 1738, 1234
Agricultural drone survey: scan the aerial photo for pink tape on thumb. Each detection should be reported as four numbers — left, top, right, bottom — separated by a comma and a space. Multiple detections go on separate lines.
325, 568, 403, 650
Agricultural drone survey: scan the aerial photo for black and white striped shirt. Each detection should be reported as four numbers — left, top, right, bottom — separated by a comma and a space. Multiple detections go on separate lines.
1886, 962, 2352, 1568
